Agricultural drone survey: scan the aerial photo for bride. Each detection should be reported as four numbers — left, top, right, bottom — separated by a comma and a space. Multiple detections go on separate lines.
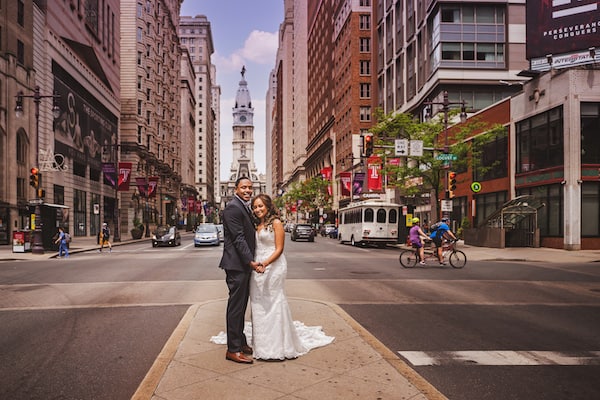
248, 194, 334, 360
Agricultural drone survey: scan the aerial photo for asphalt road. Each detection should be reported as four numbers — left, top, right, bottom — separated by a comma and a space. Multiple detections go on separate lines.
0, 234, 598, 399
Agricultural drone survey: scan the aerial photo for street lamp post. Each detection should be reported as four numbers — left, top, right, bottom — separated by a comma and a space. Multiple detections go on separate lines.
15, 86, 60, 254
424, 90, 467, 199
102, 143, 121, 242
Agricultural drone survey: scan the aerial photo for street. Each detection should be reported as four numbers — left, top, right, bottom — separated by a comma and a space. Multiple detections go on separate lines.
0, 233, 599, 399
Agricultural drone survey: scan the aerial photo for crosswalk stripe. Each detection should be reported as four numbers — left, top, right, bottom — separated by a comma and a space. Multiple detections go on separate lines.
398, 350, 600, 366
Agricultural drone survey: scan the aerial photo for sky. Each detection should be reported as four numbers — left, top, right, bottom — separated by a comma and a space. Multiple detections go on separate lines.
180, 0, 284, 180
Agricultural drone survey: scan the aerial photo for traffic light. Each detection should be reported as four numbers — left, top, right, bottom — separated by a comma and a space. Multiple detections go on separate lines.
30, 167, 39, 189
363, 133, 374, 157
448, 171, 457, 198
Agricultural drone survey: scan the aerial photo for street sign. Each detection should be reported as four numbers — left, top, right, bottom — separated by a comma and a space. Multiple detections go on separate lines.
410, 140, 423, 156
436, 153, 458, 161
471, 182, 482, 192
441, 199, 453, 212
395, 139, 408, 156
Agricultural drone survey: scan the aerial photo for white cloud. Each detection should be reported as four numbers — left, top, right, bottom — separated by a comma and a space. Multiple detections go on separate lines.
212, 30, 277, 73
241, 30, 278, 64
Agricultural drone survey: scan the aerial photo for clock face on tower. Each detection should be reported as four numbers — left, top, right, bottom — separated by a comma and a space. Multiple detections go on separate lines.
239, 115, 247, 123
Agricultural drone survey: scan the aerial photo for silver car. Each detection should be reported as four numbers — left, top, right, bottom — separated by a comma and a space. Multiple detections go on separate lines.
194, 224, 220, 246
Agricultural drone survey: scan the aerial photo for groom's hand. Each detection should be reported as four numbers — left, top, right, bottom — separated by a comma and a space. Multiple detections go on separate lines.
250, 261, 265, 273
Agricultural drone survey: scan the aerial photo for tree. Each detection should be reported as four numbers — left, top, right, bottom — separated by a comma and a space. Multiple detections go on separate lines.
369, 108, 505, 219
278, 176, 332, 222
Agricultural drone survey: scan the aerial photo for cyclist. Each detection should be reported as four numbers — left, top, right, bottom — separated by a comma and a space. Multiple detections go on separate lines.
430, 217, 457, 265
408, 217, 429, 265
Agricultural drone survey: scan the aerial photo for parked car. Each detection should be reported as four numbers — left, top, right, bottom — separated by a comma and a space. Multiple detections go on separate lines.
194, 224, 220, 246
328, 226, 338, 239
291, 223, 315, 242
320, 224, 337, 237
152, 225, 181, 247
215, 224, 224, 242
284, 223, 296, 233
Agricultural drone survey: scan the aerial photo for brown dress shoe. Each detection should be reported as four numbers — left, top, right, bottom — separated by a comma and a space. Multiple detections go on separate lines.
226, 351, 253, 364
241, 345, 253, 355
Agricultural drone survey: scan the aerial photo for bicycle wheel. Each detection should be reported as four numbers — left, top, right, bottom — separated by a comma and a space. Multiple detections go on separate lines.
399, 250, 418, 268
449, 250, 467, 268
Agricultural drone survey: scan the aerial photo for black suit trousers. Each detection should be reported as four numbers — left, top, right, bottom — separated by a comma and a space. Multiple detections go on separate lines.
225, 269, 251, 352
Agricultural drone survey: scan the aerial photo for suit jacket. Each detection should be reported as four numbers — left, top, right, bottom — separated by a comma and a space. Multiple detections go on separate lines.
219, 196, 256, 272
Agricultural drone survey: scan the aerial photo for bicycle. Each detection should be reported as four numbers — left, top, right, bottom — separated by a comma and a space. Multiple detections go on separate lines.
399, 239, 467, 268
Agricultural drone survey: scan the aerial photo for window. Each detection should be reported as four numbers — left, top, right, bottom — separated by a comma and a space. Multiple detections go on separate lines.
137, 27, 143, 42
517, 185, 562, 237
389, 209, 398, 224
376, 209, 386, 223
359, 0, 371, 6
581, 102, 600, 164
441, 43, 461, 60
17, 40, 24, 64
85, 0, 99, 35
137, 51, 142, 65
474, 191, 507, 227
17, 1, 24, 26
516, 106, 564, 173
364, 208, 374, 222
360, 60, 371, 75
16, 131, 27, 164
359, 15, 371, 30
581, 183, 600, 236
360, 38, 371, 52
137, 100, 142, 115
473, 128, 508, 181
360, 106, 371, 121
73, 189, 86, 236
360, 83, 371, 98
137, 75, 142, 90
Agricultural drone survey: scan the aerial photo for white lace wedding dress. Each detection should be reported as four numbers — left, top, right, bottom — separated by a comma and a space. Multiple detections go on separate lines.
211, 228, 334, 360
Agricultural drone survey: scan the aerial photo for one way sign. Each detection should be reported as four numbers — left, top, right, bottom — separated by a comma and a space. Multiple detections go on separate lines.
395, 139, 408, 156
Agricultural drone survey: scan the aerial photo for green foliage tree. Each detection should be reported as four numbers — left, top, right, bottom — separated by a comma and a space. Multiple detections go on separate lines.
369, 108, 506, 219
278, 176, 332, 222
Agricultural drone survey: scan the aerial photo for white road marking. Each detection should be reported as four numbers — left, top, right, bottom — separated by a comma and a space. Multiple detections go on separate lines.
398, 350, 600, 366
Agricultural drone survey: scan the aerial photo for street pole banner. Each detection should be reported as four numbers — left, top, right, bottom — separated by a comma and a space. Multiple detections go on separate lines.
320, 166, 333, 195
148, 176, 159, 198
353, 172, 365, 196
118, 162, 132, 191
135, 177, 148, 197
102, 163, 116, 188
367, 156, 382, 191
340, 172, 351, 196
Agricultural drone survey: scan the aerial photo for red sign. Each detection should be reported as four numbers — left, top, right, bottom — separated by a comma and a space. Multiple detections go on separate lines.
367, 156, 382, 191
118, 162, 132, 191
320, 166, 333, 196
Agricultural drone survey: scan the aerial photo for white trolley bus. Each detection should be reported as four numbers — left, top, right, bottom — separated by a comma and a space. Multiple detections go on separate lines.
338, 201, 401, 247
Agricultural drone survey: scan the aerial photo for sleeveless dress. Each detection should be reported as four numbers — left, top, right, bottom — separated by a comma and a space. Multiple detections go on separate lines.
210, 228, 334, 360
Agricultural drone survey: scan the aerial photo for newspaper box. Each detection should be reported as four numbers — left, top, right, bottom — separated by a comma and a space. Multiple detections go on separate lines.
13, 231, 31, 253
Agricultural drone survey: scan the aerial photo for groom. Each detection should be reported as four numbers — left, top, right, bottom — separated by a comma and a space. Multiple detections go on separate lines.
219, 176, 264, 364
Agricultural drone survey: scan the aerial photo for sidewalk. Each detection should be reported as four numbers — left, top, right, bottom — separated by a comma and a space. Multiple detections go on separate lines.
2, 238, 600, 399
132, 299, 442, 400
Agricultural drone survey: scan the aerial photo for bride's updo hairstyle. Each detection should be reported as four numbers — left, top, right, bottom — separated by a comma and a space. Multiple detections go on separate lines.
252, 194, 280, 229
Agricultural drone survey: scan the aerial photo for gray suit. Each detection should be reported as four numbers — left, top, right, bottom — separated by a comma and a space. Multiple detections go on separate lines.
219, 196, 256, 352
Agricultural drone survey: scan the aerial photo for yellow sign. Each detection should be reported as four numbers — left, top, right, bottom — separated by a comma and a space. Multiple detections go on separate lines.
31, 214, 36, 229
406, 213, 413, 227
